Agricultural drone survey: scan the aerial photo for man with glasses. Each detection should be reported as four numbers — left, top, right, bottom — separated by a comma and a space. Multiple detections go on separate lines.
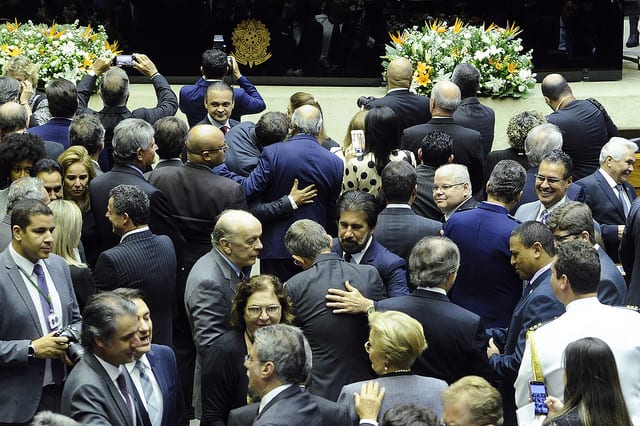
444, 160, 526, 329
515, 150, 574, 223
433, 164, 478, 222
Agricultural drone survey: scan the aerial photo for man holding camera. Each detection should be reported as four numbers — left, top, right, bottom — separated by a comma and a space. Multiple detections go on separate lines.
0, 199, 82, 425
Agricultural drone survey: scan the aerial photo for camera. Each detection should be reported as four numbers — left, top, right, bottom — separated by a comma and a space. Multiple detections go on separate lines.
55, 325, 85, 365
213, 34, 227, 52
115, 54, 134, 67
357, 96, 377, 108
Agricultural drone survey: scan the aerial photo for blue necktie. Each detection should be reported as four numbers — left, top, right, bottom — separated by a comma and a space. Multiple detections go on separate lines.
33, 264, 52, 331
616, 184, 630, 217
136, 360, 161, 425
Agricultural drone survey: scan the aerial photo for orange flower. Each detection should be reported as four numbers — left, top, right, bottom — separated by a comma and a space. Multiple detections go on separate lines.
453, 17, 465, 34
494, 62, 502, 70
8, 45, 22, 56
416, 71, 431, 86
416, 61, 428, 75
430, 20, 447, 33
6, 19, 19, 32
414, 61, 432, 87
83, 54, 93, 67
507, 62, 518, 73
47, 22, 66, 39
82, 24, 92, 40
389, 31, 406, 45
505, 21, 522, 37
485, 22, 498, 32
105, 40, 123, 56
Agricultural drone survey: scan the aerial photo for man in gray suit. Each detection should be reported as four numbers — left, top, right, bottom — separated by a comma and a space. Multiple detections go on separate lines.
515, 150, 574, 223
0, 199, 81, 425
62, 292, 144, 425
0, 177, 49, 250
185, 209, 262, 416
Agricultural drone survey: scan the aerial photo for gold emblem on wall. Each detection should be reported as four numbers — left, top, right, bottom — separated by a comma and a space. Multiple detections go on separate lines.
231, 19, 272, 68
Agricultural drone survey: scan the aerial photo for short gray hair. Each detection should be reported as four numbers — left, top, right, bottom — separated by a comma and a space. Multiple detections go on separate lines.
524, 123, 563, 167
409, 237, 460, 288
108, 184, 150, 226
599, 137, 638, 164
112, 118, 154, 165
291, 105, 323, 136
487, 160, 526, 203
436, 164, 471, 185
0, 76, 20, 104
7, 177, 46, 212
284, 219, 330, 259
100, 67, 129, 107
432, 82, 461, 113
253, 324, 308, 384
81, 292, 138, 351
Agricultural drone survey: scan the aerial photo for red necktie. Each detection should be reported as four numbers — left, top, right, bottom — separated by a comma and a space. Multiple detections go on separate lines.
221, 125, 229, 134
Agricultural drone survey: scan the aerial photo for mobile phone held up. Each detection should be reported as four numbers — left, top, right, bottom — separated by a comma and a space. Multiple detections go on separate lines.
529, 381, 549, 416
351, 130, 365, 156
115, 55, 134, 67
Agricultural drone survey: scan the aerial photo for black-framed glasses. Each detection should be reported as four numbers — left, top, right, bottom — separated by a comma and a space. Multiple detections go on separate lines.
246, 305, 281, 318
553, 232, 580, 243
432, 182, 465, 192
535, 174, 564, 184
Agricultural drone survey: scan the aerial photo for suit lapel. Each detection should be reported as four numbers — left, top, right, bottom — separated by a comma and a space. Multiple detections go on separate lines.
147, 347, 169, 401
257, 385, 299, 419
596, 171, 622, 214
86, 353, 137, 426
3, 251, 43, 332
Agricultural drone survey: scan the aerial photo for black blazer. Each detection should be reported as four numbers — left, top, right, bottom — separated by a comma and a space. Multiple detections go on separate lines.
366, 89, 431, 132
453, 97, 495, 159
401, 117, 484, 199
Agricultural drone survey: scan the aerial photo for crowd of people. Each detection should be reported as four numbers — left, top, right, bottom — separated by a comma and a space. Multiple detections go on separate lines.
1, 44, 640, 426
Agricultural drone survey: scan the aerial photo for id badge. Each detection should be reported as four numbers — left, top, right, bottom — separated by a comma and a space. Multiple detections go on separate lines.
48, 312, 60, 330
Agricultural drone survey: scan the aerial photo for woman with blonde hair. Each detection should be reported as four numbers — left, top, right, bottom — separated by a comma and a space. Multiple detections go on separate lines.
1, 55, 50, 126
342, 109, 367, 159
48, 199, 95, 311
338, 310, 447, 425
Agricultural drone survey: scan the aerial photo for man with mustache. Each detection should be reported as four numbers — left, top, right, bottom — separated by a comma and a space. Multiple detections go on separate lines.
575, 137, 638, 262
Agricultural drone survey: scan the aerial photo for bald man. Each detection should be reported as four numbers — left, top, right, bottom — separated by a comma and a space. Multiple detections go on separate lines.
541, 73, 619, 180
148, 124, 247, 413
401, 80, 484, 200
364, 57, 431, 131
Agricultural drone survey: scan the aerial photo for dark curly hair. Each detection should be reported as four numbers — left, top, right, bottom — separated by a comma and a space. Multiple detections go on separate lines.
230, 274, 294, 330
0, 132, 47, 187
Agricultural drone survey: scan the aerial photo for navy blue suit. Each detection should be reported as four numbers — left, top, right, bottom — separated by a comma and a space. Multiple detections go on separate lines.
241, 134, 343, 261
576, 169, 636, 262
596, 245, 627, 306
147, 344, 187, 426
444, 202, 522, 328
332, 236, 409, 297
28, 118, 71, 149
253, 385, 323, 426
621, 198, 640, 306
179, 77, 266, 126
365, 89, 431, 132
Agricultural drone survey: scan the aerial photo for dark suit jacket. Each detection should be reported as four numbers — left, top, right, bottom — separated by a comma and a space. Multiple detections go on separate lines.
332, 236, 409, 297
453, 97, 495, 159
146, 344, 187, 426
401, 117, 484, 199
179, 76, 266, 126
576, 169, 636, 262
378, 289, 491, 384
28, 117, 72, 149
0, 251, 82, 423
620, 198, 640, 306
444, 202, 522, 328
228, 388, 347, 426
62, 352, 145, 426
44, 139, 65, 161
223, 121, 262, 176
93, 229, 177, 346
596, 245, 627, 306
366, 88, 431, 132
285, 252, 386, 401
89, 164, 184, 262
414, 164, 442, 221
254, 385, 323, 426
144, 158, 183, 179
242, 134, 343, 260
373, 206, 442, 263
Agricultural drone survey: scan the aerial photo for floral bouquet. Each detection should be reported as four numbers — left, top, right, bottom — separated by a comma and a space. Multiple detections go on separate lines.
384, 19, 536, 98
0, 19, 121, 87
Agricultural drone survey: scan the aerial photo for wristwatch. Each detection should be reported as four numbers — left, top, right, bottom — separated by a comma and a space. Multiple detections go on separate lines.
28, 342, 35, 358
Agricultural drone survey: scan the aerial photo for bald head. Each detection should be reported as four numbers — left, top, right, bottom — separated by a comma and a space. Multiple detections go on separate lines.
185, 124, 226, 166
291, 104, 323, 136
0, 101, 28, 137
386, 57, 413, 89
212, 210, 263, 267
431, 81, 461, 115
541, 73, 572, 101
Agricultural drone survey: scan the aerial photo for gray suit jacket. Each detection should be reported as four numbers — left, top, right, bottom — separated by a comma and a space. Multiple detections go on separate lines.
0, 214, 11, 251
514, 200, 542, 222
62, 352, 144, 426
0, 250, 81, 423
337, 374, 448, 426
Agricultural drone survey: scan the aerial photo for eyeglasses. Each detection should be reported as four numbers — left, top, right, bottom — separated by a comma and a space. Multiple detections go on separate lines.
553, 232, 580, 243
244, 354, 264, 364
432, 182, 465, 192
209, 143, 229, 152
535, 174, 564, 184
364, 340, 373, 353
246, 305, 281, 318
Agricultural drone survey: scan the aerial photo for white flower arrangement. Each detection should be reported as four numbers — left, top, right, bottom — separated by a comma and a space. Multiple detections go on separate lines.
0, 19, 120, 87
385, 19, 537, 98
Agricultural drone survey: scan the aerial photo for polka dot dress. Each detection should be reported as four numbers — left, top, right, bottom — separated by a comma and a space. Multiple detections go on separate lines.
342, 150, 416, 195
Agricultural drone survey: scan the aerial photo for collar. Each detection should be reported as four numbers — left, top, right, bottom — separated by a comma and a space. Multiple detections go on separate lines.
126, 164, 145, 177
345, 235, 373, 264
206, 115, 229, 128
95, 354, 126, 380
215, 248, 247, 279
386, 203, 412, 209
120, 225, 149, 243
598, 167, 620, 189
259, 383, 294, 413
530, 263, 552, 285
445, 196, 472, 220
416, 286, 447, 296
386, 88, 409, 94
537, 196, 567, 218
157, 158, 182, 164
9, 243, 43, 274
565, 296, 601, 312
125, 353, 151, 374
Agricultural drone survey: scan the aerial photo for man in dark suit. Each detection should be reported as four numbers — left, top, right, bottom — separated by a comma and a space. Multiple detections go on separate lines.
549, 201, 627, 306
542, 73, 618, 180
28, 78, 77, 149
414, 130, 454, 221
332, 190, 409, 297
179, 49, 265, 126
284, 219, 386, 401
145, 117, 187, 179
93, 185, 177, 347
77, 55, 178, 170
622, 197, 640, 307
89, 118, 184, 261
0, 199, 81, 425
364, 57, 430, 131
375, 161, 441, 264
197, 82, 240, 131
115, 288, 188, 426
486, 221, 565, 425
401, 80, 484, 198
452, 63, 495, 159
244, 325, 323, 425
444, 160, 526, 329
576, 137, 638, 262
240, 104, 343, 282
62, 292, 144, 425
326, 236, 492, 385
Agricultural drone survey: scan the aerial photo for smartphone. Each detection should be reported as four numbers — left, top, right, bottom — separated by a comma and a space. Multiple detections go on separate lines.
351, 130, 365, 156
529, 381, 549, 415
115, 55, 134, 67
